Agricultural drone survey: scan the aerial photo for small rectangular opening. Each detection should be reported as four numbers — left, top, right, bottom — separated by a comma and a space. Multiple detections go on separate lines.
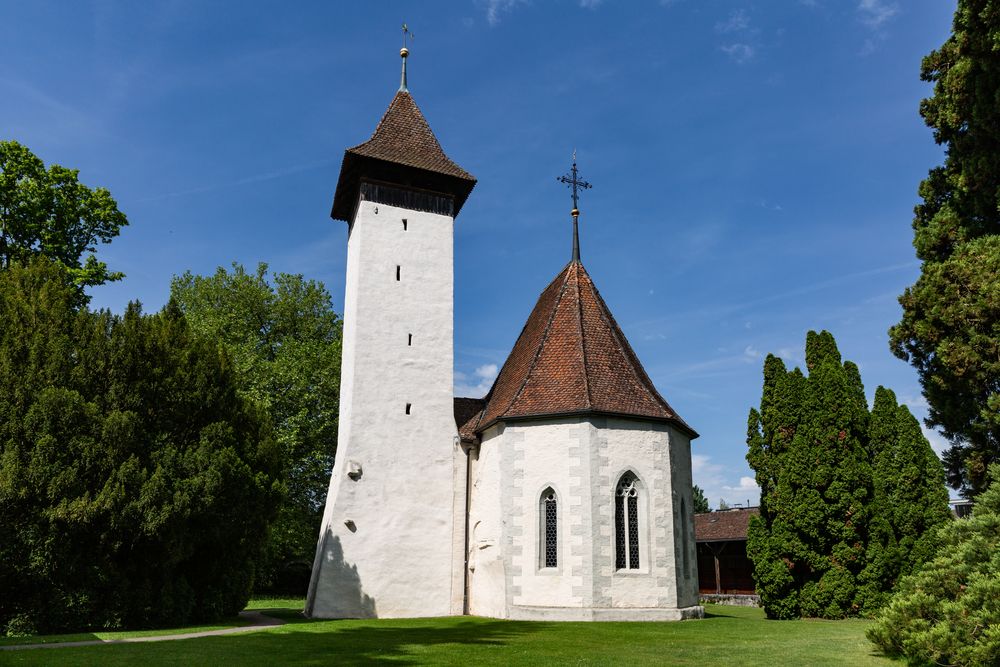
396, 265, 400, 281
407, 333, 412, 346
402, 219, 408, 231
405, 403, 411, 415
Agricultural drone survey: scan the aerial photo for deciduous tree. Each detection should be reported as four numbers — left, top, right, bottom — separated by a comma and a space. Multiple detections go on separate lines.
0, 141, 127, 299
170, 263, 341, 593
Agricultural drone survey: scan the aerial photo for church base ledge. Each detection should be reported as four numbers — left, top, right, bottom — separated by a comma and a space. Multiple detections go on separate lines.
502, 604, 705, 622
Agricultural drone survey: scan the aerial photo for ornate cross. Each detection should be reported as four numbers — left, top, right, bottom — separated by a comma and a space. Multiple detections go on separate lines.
557, 150, 592, 215
402, 23, 414, 49
557, 151, 592, 261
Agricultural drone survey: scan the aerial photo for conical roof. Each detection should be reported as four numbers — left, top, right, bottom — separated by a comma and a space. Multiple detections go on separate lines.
331, 90, 476, 221
475, 260, 697, 437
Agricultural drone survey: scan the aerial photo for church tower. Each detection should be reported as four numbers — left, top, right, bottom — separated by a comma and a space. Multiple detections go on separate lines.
306, 44, 476, 619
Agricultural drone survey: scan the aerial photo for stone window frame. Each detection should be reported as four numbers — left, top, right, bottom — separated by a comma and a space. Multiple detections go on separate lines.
612, 469, 650, 574
536, 484, 562, 574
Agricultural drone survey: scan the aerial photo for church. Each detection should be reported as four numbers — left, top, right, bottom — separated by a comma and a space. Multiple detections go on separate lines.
305, 44, 702, 622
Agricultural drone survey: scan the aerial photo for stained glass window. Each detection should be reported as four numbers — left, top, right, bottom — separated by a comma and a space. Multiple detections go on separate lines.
616, 472, 641, 570
541, 488, 558, 568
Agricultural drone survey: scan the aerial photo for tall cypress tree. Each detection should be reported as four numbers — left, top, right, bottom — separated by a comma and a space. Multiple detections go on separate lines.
746, 331, 946, 618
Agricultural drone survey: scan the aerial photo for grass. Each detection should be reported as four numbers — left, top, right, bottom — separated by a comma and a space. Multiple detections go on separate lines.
0, 600, 894, 666
0, 618, 250, 648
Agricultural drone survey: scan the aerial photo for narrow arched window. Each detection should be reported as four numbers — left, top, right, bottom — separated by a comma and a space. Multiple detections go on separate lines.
540, 488, 558, 568
615, 472, 641, 570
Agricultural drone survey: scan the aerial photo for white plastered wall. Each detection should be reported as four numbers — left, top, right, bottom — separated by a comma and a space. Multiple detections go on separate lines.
307, 198, 460, 618
468, 416, 703, 621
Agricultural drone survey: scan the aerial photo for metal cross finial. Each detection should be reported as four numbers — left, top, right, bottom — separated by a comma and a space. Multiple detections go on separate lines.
399, 23, 414, 92
556, 151, 592, 262
557, 150, 592, 214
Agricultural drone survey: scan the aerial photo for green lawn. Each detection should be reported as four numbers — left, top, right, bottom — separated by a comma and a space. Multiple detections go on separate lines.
1, 601, 894, 666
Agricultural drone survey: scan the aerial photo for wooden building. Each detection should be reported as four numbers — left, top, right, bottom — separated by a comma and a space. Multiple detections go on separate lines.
694, 508, 758, 596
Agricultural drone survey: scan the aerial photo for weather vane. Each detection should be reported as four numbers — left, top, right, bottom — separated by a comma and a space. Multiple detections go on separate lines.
557, 150, 592, 261
399, 23, 414, 92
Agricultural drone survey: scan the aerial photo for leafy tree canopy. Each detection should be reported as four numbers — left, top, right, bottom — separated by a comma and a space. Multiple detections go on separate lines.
170, 262, 341, 594
0, 259, 282, 635
0, 141, 127, 298
889, 0, 1000, 496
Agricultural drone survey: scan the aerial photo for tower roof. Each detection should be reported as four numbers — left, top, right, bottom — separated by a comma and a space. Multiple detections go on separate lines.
331, 90, 476, 221
474, 260, 697, 438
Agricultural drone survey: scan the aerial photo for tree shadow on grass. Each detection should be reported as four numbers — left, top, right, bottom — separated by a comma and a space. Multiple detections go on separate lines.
206, 618, 552, 666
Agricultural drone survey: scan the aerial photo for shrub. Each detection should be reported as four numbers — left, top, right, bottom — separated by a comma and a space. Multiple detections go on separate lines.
867, 465, 1000, 666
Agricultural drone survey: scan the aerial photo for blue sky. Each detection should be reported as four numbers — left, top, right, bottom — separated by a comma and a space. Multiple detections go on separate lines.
1, 1, 958, 507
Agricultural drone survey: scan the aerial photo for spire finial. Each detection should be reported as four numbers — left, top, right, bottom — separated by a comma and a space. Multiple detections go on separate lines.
399, 23, 414, 92
556, 150, 592, 262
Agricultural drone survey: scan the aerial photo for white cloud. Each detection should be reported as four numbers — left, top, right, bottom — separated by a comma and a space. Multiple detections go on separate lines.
857, 0, 899, 29
483, 0, 529, 26
716, 9, 750, 34
692, 454, 761, 510
579, 0, 603, 7
455, 362, 499, 397
721, 43, 755, 64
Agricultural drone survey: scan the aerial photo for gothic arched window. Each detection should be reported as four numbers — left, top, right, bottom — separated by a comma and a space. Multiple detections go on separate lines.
615, 472, 641, 570
540, 488, 558, 568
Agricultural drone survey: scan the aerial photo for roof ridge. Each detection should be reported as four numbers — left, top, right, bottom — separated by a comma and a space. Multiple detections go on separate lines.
572, 263, 594, 411
584, 274, 682, 421
498, 266, 573, 422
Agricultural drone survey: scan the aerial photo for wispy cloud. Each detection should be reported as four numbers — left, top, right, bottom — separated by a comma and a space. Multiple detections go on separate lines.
715, 9, 757, 64
857, 0, 900, 55
716, 9, 750, 34
721, 43, 755, 64
136, 158, 337, 202
692, 454, 761, 509
579, 0, 603, 7
483, 0, 529, 26
455, 363, 499, 397
857, 0, 899, 29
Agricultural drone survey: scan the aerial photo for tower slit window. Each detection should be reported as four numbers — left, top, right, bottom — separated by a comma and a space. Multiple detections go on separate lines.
405, 403, 411, 415
402, 218, 407, 231
408, 333, 412, 346
615, 472, 641, 570
396, 265, 401, 281
540, 488, 558, 568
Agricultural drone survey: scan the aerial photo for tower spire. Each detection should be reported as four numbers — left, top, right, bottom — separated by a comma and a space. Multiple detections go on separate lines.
557, 150, 592, 262
399, 23, 414, 92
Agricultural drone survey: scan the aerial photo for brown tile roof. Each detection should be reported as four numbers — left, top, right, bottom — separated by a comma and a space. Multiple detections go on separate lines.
454, 397, 485, 443
474, 260, 697, 437
331, 91, 476, 221
695, 508, 759, 542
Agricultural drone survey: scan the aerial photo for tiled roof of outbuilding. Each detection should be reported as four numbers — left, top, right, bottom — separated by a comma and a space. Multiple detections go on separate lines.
474, 260, 696, 437
694, 508, 759, 542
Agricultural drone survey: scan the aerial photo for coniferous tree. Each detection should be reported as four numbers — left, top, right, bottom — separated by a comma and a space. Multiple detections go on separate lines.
0, 259, 282, 635
889, 0, 1000, 497
746, 331, 948, 619
866, 388, 951, 595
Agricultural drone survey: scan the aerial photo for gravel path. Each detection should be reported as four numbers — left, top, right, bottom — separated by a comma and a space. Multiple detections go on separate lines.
0, 610, 287, 651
